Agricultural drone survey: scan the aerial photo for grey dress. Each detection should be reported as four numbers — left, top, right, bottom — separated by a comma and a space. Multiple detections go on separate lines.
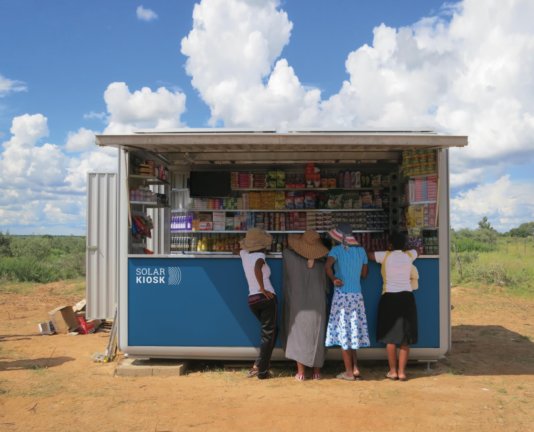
282, 249, 328, 368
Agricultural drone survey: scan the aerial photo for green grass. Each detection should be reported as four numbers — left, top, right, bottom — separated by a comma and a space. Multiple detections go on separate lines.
0, 277, 85, 297
451, 237, 534, 298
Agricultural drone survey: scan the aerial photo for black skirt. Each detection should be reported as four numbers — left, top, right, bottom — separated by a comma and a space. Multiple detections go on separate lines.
377, 291, 418, 345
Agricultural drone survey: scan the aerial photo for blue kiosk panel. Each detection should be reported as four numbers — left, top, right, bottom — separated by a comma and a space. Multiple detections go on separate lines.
128, 257, 439, 348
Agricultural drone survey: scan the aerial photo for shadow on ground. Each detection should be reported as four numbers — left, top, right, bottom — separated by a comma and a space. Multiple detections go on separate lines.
184, 324, 534, 381
0, 356, 75, 371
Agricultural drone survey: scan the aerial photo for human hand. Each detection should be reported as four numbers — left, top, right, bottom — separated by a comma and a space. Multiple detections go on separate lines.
333, 278, 344, 287
261, 289, 275, 299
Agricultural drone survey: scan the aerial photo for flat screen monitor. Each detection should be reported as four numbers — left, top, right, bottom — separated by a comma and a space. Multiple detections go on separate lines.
189, 171, 231, 197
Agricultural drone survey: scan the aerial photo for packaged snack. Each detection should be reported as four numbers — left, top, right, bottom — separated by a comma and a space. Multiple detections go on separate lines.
304, 191, 316, 209
285, 192, 295, 209
294, 192, 304, 209
276, 170, 286, 188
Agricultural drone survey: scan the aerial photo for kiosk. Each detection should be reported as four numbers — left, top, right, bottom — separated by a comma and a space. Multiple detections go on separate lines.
93, 131, 467, 361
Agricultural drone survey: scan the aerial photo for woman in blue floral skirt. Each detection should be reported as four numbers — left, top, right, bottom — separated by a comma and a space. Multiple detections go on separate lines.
325, 223, 370, 381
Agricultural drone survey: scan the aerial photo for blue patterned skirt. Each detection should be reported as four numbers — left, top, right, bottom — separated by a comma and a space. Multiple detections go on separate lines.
325, 291, 370, 350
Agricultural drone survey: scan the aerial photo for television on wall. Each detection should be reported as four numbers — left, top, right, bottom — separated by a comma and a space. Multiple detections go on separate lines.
189, 171, 231, 197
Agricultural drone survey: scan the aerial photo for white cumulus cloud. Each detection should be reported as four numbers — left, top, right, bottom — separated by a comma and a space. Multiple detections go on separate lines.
65, 127, 98, 152
0, 74, 27, 97
451, 176, 534, 231
136, 5, 158, 22
181, 0, 324, 127
103, 82, 187, 133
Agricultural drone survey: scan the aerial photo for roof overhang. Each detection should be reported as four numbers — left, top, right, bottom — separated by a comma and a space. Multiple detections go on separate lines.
95, 130, 468, 165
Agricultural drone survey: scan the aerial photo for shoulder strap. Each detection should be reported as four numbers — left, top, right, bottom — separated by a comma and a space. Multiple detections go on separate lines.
404, 250, 414, 260
381, 251, 392, 294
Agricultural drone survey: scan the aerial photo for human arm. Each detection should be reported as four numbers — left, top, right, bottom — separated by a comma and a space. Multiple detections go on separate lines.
254, 258, 274, 299
325, 256, 343, 287
361, 264, 368, 279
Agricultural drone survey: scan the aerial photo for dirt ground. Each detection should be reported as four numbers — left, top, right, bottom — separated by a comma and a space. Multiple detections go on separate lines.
0, 282, 533, 432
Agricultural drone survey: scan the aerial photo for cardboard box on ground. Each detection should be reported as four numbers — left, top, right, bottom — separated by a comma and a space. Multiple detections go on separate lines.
48, 305, 79, 333
39, 300, 102, 335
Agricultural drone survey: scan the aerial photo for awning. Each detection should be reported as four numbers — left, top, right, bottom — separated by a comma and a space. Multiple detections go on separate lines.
96, 130, 468, 165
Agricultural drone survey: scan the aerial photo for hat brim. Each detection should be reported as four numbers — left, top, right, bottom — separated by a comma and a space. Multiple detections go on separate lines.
287, 234, 329, 259
239, 237, 272, 252
328, 228, 359, 246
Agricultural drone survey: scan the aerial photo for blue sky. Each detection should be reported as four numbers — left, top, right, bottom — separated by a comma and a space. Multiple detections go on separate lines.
1, 0, 533, 234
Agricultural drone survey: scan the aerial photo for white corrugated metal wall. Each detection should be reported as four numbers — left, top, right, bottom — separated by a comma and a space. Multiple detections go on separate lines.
86, 173, 118, 320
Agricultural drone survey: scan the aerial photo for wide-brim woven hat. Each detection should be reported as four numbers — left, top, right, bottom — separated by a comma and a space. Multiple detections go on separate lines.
288, 230, 329, 260
240, 227, 273, 252
328, 223, 359, 246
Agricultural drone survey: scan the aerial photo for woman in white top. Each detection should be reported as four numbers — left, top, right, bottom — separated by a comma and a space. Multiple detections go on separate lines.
368, 232, 418, 381
239, 228, 277, 380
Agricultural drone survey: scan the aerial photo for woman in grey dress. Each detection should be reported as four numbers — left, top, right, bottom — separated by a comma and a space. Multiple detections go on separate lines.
282, 230, 329, 381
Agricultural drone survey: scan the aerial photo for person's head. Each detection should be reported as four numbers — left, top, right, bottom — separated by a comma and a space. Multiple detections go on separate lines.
240, 227, 272, 252
288, 230, 329, 260
390, 231, 407, 251
328, 223, 358, 247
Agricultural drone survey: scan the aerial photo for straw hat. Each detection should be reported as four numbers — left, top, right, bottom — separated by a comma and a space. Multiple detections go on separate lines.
288, 230, 329, 260
328, 223, 359, 246
240, 227, 273, 252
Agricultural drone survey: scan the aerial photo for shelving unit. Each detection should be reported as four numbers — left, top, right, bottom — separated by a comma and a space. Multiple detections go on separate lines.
169, 164, 394, 253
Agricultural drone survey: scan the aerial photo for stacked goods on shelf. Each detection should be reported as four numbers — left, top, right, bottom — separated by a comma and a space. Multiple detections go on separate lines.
422, 230, 439, 255
131, 156, 169, 181
171, 213, 193, 232
408, 175, 437, 203
130, 188, 168, 205
230, 169, 388, 190
266, 170, 285, 188
190, 190, 386, 210
131, 214, 153, 239
170, 231, 389, 254
402, 149, 437, 176
285, 173, 307, 188
405, 203, 437, 229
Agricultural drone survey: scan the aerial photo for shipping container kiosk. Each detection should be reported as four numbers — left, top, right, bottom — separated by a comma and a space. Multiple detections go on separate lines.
93, 131, 467, 362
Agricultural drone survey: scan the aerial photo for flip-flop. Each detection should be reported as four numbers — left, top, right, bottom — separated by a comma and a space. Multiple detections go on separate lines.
247, 368, 258, 378
295, 373, 305, 381
398, 376, 408, 381
385, 373, 398, 381
312, 373, 322, 380
336, 372, 355, 381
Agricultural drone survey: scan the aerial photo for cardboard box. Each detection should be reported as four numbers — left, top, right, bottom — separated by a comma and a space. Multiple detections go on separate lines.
38, 321, 56, 335
48, 305, 79, 333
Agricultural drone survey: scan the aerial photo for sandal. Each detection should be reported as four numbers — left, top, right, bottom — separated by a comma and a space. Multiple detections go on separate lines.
246, 367, 259, 378
312, 373, 322, 380
385, 372, 398, 381
336, 372, 355, 381
294, 373, 305, 381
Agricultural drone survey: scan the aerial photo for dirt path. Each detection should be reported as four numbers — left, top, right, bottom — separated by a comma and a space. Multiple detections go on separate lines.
0, 282, 533, 432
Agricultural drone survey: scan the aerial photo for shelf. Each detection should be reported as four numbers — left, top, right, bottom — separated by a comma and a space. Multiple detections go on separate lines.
172, 208, 385, 213
230, 187, 385, 192
131, 201, 169, 208
170, 230, 385, 234
408, 200, 437, 205
129, 175, 169, 185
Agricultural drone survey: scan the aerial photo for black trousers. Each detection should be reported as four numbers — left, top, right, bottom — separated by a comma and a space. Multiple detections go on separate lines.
248, 294, 278, 378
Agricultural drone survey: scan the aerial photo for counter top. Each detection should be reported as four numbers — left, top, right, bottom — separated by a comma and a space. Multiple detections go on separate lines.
129, 253, 440, 259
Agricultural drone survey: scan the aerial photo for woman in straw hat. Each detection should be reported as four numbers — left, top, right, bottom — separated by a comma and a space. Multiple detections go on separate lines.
239, 227, 277, 380
325, 223, 370, 381
282, 230, 329, 381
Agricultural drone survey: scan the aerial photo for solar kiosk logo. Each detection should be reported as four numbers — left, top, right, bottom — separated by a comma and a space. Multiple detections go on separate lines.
135, 266, 182, 286
167, 266, 182, 286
